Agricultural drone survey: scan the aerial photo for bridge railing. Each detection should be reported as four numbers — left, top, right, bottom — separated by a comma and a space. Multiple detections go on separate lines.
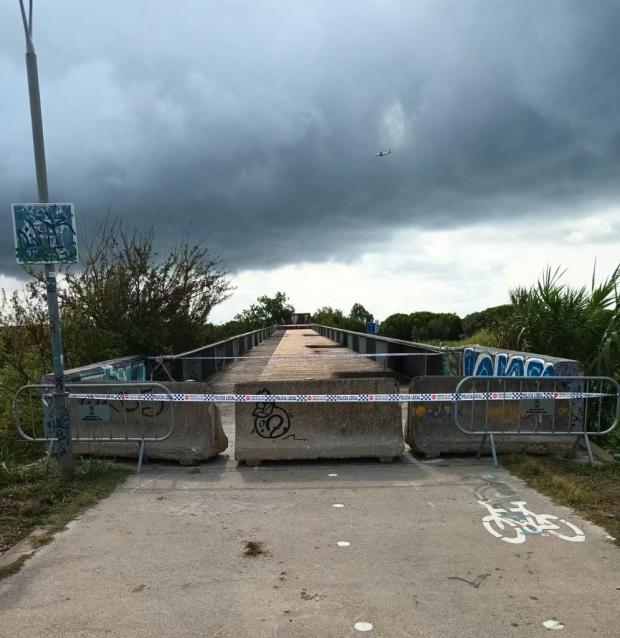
44, 355, 148, 384
40, 325, 279, 390
310, 323, 449, 377
311, 324, 583, 379
166, 325, 279, 381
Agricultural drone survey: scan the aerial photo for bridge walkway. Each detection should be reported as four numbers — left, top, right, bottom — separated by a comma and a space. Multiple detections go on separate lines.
208, 327, 405, 447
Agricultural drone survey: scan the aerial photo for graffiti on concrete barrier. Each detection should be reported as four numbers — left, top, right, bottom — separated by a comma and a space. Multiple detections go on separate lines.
78, 387, 165, 418
464, 348, 555, 377
478, 500, 585, 544
252, 389, 292, 439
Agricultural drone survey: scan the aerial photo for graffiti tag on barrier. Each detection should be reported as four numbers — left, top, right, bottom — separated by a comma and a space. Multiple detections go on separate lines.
77, 387, 165, 418
252, 389, 292, 439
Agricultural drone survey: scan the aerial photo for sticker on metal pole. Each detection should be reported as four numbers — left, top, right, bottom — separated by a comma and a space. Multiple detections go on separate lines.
11, 203, 78, 264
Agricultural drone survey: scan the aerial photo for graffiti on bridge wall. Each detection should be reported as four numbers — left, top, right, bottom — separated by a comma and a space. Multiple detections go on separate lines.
74, 362, 146, 383
104, 362, 146, 382
464, 348, 555, 377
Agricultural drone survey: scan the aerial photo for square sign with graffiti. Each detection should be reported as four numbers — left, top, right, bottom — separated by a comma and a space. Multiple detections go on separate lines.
11, 203, 78, 264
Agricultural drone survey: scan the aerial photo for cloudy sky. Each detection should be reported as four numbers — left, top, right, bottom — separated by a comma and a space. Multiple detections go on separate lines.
1, 0, 619, 323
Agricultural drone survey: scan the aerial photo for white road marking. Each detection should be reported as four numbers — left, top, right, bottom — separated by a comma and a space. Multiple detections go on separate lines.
392, 481, 420, 490
478, 501, 585, 544
354, 621, 374, 632
542, 619, 565, 630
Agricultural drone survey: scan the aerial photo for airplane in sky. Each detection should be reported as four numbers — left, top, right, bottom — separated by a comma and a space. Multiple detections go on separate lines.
374, 149, 392, 157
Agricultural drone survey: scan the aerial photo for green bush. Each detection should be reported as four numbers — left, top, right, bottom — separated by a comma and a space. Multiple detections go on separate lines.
462, 304, 511, 337
496, 265, 620, 374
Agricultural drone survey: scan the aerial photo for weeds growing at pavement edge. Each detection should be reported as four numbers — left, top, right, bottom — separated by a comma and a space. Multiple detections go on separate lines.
504, 455, 620, 545
0, 457, 129, 577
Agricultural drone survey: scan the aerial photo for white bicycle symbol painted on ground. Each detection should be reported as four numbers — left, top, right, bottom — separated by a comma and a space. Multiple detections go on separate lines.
478, 500, 585, 544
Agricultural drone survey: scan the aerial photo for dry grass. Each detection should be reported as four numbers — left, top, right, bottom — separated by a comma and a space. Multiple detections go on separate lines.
0, 459, 129, 574
504, 455, 619, 545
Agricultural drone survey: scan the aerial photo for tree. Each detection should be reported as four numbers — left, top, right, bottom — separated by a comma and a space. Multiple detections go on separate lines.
410, 312, 462, 341
349, 303, 373, 325
379, 313, 412, 340
0, 285, 52, 462
311, 305, 374, 332
0, 284, 50, 385
380, 311, 463, 342
312, 306, 346, 327
59, 218, 233, 359
9, 217, 233, 365
462, 305, 511, 337
234, 292, 294, 327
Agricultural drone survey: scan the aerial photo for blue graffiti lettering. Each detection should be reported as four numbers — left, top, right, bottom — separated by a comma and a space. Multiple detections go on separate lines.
464, 348, 555, 377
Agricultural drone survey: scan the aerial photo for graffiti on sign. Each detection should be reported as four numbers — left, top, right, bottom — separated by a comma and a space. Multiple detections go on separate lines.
464, 348, 555, 377
478, 500, 585, 544
12, 203, 78, 264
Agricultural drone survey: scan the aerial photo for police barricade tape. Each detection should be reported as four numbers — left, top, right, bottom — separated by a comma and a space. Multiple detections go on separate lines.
66, 391, 612, 403
152, 352, 449, 361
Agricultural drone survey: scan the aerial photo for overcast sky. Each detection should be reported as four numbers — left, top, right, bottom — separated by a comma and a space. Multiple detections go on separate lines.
2, 1, 620, 322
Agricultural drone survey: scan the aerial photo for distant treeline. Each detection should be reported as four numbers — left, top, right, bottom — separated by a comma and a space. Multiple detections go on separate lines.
311, 305, 511, 343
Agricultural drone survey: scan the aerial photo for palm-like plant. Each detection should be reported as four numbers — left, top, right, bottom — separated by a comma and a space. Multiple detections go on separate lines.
496, 265, 620, 375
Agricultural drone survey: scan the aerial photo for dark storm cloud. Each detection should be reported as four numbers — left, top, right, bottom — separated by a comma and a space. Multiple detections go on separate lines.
2, 0, 620, 278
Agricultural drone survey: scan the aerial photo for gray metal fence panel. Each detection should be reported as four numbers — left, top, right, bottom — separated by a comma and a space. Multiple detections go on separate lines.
453, 375, 619, 466
14, 382, 175, 472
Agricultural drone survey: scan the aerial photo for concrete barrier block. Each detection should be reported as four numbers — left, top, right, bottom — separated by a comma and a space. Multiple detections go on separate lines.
234, 378, 404, 463
71, 381, 228, 464
405, 376, 576, 458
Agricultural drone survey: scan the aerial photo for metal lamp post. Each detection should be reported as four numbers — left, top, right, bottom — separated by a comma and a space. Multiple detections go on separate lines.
18, 0, 74, 480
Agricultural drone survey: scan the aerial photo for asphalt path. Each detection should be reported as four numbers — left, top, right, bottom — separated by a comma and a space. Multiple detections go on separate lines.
0, 455, 617, 637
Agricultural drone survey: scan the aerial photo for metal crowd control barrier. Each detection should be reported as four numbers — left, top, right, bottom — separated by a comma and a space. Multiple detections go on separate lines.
14, 382, 175, 472
453, 376, 620, 466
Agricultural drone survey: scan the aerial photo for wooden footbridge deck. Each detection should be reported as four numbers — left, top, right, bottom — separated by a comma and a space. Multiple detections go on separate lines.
209, 327, 405, 448
210, 327, 397, 385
